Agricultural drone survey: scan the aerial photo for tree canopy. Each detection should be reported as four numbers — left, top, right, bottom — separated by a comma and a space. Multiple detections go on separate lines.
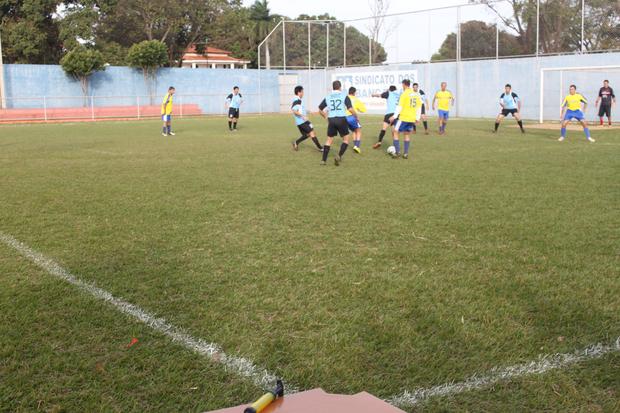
1, 0, 387, 68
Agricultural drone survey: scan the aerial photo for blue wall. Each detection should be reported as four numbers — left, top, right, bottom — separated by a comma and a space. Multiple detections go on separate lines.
2, 65, 280, 114
296, 52, 620, 120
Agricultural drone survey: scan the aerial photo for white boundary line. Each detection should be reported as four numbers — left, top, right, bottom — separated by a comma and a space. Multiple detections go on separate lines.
0, 231, 298, 393
2, 231, 618, 408
387, 336, 620, 408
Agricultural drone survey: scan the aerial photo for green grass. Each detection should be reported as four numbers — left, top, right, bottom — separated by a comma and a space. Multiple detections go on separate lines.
0, 115, 618, 412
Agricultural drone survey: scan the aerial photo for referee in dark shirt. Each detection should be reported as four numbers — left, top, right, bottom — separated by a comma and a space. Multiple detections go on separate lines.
595, 80, 616, 126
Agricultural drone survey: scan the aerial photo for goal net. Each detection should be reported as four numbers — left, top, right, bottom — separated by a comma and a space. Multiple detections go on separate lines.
539, 65, 620, 124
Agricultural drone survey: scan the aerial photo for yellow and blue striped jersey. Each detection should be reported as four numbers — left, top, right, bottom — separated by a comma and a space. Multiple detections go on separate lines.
161, 93, 174, 115
563, 93, 587, 111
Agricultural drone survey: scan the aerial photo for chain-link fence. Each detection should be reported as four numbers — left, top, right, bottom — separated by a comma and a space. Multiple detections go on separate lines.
0, 94, 265, 122
258, 1, 620, 69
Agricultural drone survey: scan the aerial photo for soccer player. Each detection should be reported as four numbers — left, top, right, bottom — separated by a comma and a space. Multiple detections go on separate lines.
494, 84, 525, 133
389, 79, 421, 159
225, 86, 243, 131
432, 82, 455, 135
595, 80, 616, 126
346, 87, 367, 154
559, 85, 595, 143
412, 83, 430, 135
161, 86, 175, 136
291, 86, 323, 152
318, 80, 356, 166
371, 85, 400, 149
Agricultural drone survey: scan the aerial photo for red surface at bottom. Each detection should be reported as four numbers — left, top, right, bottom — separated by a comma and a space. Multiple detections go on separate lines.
209, 389, 406, 413
0, 104, 203, 122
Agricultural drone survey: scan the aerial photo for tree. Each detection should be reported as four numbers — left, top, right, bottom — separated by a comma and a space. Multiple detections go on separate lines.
431, 20, 522, 61
127, 40, 168, 100
367, 0, 395, 64
474, 0, 619, 55
60, 47, 105, 103
0, 0, 64, 63
250, 0, 276, 68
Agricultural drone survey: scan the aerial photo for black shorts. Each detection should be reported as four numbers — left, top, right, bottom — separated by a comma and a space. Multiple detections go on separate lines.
598, 104, 611, 117
297, 121, 314, 136
228, 108, 240, 119
383, 113, 394, 124
421, 104, 426, 115
327, 117, 350, 138
501, 109, 518, 117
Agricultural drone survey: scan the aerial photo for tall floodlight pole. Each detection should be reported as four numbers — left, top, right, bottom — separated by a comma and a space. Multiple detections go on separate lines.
326, 23, 330, 68
369, 37, 372, 66
0, 31, 6, 109
581, 0, 585, 52
343, 24, 347, 67
536, 0, 540, 57
282, 19, 286, 72
496, 23, 499, 60
258, 44, 262, 114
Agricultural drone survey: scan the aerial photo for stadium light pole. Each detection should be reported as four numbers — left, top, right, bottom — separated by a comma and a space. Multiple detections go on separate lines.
282, 19, 286, 72
580, 0, 585, 53
343, 24, 347, 67
326, 22, 329, 69
0, 31, 5, 109
536, 0, 542, 57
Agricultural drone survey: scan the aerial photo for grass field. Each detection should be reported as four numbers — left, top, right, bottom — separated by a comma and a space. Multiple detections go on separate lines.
1, 114, 619, 413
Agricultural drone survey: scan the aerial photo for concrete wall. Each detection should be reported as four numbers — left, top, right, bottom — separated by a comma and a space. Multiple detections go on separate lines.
292, 53, 620, 120
2, 65, 280, 114
3, 53, 620, 120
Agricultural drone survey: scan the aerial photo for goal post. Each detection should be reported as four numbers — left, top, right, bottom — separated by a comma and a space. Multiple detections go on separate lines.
539, 65, 620, 124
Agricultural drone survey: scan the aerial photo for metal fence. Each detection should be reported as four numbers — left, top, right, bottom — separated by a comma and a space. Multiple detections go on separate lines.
258, 0, 620, 70
0, 93, 263, 122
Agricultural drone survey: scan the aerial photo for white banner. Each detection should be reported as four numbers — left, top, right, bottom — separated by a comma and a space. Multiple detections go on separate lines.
332, 70, 419, 113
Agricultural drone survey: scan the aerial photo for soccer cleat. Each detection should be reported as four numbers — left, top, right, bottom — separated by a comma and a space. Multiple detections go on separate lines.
320, 160, 327, 166
316, 147, 324, 152
334, 155, 341, 166
521, 129, 526, 134
353, 146, 361, 154
403, 153, 409, 159
168, 132, 176, 136
424, 131, 429, 135
292, 141, 299, 151
558, 137, 565, 142
390, 152, 400, 159
372, 142, 382, 149
587, 137, 596, 143
162, 132, 168, 136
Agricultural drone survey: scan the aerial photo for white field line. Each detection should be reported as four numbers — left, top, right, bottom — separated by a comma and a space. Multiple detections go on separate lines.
2, 231, 618, 407
0, 231, 298, 393
387, 336, 620, 408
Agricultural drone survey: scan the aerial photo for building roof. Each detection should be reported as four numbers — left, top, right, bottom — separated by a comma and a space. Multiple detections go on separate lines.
182, 45, 250, 64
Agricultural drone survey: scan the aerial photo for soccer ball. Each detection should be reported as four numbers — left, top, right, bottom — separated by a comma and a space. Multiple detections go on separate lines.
387, 145, 396, 155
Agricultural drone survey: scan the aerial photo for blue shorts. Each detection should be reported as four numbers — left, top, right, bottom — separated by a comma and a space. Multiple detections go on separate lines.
395, 120, 415, 133
346, 115, 361, 130
162, 114, 171, 122
438, 110, 450, 120
564, 109, 585, 121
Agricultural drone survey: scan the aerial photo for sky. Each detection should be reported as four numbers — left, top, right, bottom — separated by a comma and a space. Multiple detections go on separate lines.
243, 0, 515, 63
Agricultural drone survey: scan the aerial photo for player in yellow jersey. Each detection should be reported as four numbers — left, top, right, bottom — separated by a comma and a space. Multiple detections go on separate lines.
389, 79, 421, 159
432, 82, 454, 135
346, 87, 367, 154
559, 85, 594, 143
161, 86, 175, 136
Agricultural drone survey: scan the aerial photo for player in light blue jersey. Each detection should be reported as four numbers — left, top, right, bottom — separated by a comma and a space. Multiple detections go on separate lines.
291, 86, 323, 152
225, 86, 243, 131
372, 85, 400, 149
318, 80, 356, 166
494, 84, 525, 133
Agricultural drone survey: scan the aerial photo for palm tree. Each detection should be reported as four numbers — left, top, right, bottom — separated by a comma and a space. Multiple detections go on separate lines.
250, 0, 273, 69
